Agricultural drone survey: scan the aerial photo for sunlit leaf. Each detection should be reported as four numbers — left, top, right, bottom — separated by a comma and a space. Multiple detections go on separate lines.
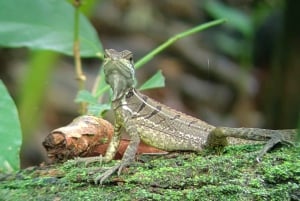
0, 0, 102, 57
0, 80, 22, 172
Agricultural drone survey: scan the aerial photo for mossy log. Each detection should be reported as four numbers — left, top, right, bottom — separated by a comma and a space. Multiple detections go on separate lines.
0, 144, 299, 201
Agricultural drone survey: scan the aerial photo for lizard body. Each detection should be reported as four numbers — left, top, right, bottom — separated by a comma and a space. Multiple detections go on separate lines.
93, 49, 297, 184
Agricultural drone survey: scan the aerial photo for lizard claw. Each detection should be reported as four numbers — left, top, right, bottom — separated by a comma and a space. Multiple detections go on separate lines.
256, 131, 295, 162
94, 162, 128, 185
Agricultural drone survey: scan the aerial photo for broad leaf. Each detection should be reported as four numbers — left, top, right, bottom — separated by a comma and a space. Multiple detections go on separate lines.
139, 70, 165, 91
0, 80, 22, 172
0, 0, 102, 57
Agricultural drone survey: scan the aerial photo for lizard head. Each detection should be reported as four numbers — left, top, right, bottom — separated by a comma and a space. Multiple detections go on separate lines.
103, 49, 136, 101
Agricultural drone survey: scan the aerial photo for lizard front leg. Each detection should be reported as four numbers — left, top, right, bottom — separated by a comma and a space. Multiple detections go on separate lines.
103, 120, 122, 162
206, 127, 296, 161
94, 126, 141, 184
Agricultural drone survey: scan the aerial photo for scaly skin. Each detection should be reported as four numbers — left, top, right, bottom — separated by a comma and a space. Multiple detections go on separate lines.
91, 49, 297, 184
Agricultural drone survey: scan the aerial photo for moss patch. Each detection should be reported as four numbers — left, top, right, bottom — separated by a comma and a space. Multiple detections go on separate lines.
0, 144, 299, 200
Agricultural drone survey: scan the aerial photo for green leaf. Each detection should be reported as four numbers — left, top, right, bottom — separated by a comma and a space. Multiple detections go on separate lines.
75, 89, 111, 116
0, 0, 102, 57
204, 0, 253, 37
75, 90, 98, 104
139, 70, 165, 91
87, 104, 111, 117
0, 80, 22, 173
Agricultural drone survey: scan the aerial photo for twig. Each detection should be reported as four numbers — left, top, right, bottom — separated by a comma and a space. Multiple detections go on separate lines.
73, 0, 86, 113
135, 19, 226, 69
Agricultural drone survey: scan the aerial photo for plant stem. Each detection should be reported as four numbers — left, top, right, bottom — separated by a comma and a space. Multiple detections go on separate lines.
135, 18, 226, 69
73, 0, 86, 113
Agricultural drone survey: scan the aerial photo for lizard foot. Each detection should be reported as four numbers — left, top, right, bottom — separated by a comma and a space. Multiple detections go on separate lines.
256, 131, 295, 162
94, 161, 129, 185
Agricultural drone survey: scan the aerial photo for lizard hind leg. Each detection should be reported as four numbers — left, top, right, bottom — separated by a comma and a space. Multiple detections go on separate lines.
214, 127, 296, 161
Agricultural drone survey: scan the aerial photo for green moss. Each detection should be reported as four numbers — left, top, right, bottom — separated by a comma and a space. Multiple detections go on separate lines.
0, 144, 299, 200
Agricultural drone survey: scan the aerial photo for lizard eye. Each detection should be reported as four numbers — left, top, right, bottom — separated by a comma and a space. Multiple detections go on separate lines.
122, 50, 133, 62
104, 49, 112, 59
128, 56, 133, 62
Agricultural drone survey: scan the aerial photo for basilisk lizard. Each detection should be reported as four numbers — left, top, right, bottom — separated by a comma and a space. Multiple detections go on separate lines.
87, 49, 297, 184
